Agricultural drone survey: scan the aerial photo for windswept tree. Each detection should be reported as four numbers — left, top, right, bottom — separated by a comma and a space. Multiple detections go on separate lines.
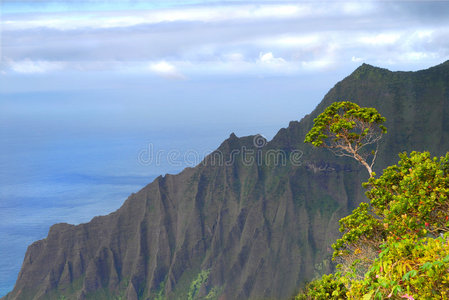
304, 101, 387, 177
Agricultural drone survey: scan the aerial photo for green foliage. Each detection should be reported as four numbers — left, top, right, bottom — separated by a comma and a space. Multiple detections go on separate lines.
304, 101, 386, 148
349, 234, 449, 299
366, 151, 449, 238
304, 101, 387, 176
295, 272, 348, 300
332, 202, 385, 260
154, 280, 166, 300
334, 152, 449, 261
297, 151, 449, 299
204, 286, 222, 300
188, 269, 210, 300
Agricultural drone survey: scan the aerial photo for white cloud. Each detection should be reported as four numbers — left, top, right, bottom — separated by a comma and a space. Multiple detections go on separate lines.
258, 52, 286, 66
223, 53, 245, 62
7, 59, 65, 74
359, 33, 401, 46
1, 2, 380, 31
415, 30, 433, 39
300, 60, 335, 71
271, 35, 320, 47
149, 61, 186, 80
2, 4, 310, 31
403, 51, 436, 61
251, 5, 305, 18
341, 2, 375, 15
351, 56, 364, 63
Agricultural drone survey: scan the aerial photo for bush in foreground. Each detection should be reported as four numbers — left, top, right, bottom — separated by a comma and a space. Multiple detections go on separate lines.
297, 151, 449, 299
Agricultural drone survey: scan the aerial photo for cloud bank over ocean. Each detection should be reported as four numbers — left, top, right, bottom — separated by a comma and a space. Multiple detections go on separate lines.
2, 0, 449, 77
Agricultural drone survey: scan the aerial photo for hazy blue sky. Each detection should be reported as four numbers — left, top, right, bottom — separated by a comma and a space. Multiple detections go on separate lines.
1, 0, 449, 296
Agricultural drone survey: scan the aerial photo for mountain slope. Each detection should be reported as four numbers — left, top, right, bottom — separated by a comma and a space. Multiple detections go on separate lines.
4, 61, 449, 300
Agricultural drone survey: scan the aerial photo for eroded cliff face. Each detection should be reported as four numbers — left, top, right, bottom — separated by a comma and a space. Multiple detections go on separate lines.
4, 61, 449, 300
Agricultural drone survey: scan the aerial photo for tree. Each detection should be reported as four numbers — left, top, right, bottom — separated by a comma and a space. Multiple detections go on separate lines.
304, 101, 387, 177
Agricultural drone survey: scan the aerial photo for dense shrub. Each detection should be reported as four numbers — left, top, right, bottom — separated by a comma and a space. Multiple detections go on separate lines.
297, 152, 449, 299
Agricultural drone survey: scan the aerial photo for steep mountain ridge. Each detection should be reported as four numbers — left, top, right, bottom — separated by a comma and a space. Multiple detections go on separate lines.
4, 61, 449, 299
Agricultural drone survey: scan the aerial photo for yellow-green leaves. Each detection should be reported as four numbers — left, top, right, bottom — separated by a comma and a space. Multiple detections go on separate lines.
305, 101, 386, 147
297, 151, 449, 300
367, 152, 449, 238
295, 272, 348, 300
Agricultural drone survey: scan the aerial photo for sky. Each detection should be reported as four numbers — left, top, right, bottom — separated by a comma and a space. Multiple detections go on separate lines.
1, 0, 449, 296
2, 1, 449, 78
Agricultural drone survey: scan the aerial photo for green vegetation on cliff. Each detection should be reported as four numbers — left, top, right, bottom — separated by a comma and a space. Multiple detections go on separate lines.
298, 100, 449, 299
296, 151, 449, 299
